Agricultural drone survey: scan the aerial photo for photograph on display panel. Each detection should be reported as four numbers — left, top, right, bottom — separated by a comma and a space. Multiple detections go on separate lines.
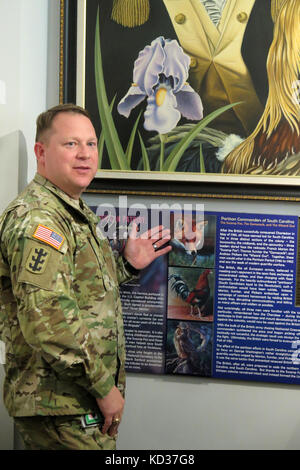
61, 0, 300, 191
87, 196, 300, 386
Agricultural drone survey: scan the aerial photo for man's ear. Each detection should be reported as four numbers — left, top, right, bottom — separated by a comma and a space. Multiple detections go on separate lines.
34, 142, 46, 167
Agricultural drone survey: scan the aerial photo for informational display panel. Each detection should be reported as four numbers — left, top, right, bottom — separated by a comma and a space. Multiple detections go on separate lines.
91, 203, 300, 385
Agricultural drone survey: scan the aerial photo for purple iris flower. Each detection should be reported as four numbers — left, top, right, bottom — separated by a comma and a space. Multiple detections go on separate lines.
117, 37, 203, 135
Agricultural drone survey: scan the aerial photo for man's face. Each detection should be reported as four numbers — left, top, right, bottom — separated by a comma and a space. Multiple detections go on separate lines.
35, 112, 98, 199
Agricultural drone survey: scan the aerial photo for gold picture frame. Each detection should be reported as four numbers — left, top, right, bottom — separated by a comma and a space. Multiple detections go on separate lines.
60, 0, 300, 200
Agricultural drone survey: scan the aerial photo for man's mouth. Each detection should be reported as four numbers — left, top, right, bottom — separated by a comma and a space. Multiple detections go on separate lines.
74, 166, 90, 171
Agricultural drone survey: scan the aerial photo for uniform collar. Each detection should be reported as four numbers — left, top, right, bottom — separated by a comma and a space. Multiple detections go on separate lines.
33, 173, 99, 225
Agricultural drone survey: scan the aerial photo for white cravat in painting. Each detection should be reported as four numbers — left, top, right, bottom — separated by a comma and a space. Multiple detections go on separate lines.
200, 0, 227, 26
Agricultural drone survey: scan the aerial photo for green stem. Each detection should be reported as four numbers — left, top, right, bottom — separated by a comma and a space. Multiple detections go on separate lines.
199, 143, 206, 173
159, 134, 167, 171
94, 8, 129, 170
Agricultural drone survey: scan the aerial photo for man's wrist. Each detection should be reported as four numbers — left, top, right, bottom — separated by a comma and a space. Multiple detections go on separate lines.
122, 256, 140, 275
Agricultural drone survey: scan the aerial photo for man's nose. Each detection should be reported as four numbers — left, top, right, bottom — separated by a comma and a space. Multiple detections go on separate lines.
77, 144, 90, 158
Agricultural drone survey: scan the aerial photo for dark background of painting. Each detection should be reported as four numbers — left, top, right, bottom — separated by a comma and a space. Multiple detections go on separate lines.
84, 0, 273, 171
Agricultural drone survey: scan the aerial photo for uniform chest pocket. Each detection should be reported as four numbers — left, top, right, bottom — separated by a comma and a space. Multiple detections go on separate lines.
73, 237, 116, 305
73, 238, 106, 304
99, 238, 118, 284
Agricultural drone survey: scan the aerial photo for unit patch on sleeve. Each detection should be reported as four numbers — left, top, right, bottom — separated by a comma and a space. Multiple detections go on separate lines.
33, 224, 65, 250
19, 239, 63, 290
26, 246, 50, 274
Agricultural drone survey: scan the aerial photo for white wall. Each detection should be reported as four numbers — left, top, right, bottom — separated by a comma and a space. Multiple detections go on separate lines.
1, 0, 300, 451
0, 0, 49, 188
118, 374, 300, 450
0, 0, 49, 450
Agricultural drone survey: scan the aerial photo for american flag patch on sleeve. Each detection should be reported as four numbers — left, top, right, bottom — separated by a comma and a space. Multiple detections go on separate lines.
33, 224, 65, 250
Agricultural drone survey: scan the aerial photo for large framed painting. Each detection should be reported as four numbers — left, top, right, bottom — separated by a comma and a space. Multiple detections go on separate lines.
60, 0, 300, 199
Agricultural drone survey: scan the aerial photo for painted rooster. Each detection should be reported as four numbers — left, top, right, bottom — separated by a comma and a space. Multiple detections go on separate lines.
169, 269, 213, 318
222, 0, 300, 175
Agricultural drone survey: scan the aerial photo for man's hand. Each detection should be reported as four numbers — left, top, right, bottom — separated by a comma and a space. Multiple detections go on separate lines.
96, 386, 125, 436
123, 222, 172, 270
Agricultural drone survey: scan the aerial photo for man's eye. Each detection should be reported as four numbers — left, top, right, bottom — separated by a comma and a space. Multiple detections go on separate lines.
66, 142, 76, 147
88, 141, 97, 147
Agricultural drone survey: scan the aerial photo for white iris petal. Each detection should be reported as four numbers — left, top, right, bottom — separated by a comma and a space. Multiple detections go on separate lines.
117, 36, 203, 135
144, 88, 181, 135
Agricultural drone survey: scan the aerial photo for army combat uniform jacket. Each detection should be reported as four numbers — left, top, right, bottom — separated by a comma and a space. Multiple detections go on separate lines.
0, 174, 131, 417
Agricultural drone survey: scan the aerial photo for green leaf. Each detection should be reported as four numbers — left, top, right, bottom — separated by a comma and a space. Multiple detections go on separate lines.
199, 143, 206, 173
163, 102, 241, 172
98, 96, 116, 168
125, 111, 142, 166
159, 134, 168, 171
97, 131, 105, 168
138, 132, 150, 171
94, 8, 129, 170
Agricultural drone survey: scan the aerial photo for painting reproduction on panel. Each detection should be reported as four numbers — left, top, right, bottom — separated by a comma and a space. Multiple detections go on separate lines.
80, 0, 299, 181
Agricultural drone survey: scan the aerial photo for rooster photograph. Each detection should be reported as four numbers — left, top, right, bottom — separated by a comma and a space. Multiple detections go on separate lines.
168, 267, 214, 321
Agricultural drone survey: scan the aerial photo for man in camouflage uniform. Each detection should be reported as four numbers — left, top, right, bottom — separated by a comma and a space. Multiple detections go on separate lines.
0, 104, 171, 450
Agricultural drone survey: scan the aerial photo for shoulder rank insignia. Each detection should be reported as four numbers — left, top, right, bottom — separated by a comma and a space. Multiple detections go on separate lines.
33, 224, 65, 250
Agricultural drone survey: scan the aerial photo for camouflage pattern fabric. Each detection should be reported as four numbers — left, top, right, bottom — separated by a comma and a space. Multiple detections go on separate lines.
14, 415, 116, 450
0, 173, 132, 418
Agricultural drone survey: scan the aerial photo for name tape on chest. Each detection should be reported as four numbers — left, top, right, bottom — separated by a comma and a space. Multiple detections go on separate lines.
33, 224, 65, 250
